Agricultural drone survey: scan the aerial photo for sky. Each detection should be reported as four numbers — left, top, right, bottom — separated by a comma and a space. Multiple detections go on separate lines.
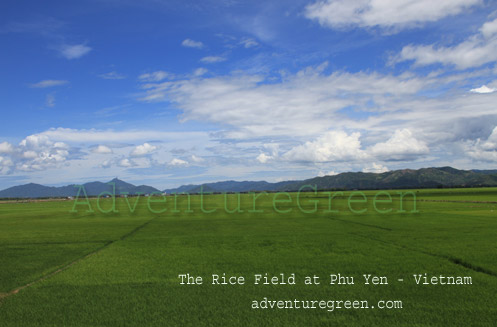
1, 0, 497, 190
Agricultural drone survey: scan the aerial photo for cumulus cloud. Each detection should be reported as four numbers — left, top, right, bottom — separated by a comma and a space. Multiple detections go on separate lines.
362, 163, 389, 173
305, 0, 481, 31
23, 150, 38, 159
0, 156, 12, 165
130, 143, 157, 157
169, 158, 188, 166
30, 80, 68, 88
480, 18, 497, 38
19, 134, 51, 149
470, 85, 497, 94
200, 56, 226, 63
10, 134, 71, 172
92, 145, 113, 154
118, 158, 133, 167
139, 70, 171, 82
283, 131, 367, 163
465, 126, 497, 162
0, 142, 14, 153
182, 38, 204, 49
394, 18, 497, 69
480, 127, 497, 150
369, 129, 429, 161
60, 44, 92, 59
256, 153, 273, 164
0, 129, 213, 178
0, 156, 14, 174
318, 170, 338, 177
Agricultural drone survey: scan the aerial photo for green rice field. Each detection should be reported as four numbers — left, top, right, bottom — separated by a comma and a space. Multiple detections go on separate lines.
0, 188, 496, 326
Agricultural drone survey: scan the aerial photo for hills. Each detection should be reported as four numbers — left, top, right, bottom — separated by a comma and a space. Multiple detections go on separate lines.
0, 178, 159, 198
165, 167, 497, 194
1, 167, 497, 198
279, 167, 497, 191
163, 180, 297, 194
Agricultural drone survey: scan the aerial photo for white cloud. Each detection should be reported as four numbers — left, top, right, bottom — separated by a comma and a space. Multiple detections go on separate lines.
33, 128, 208, 143
305, 0, 481, 31
23, 150, 38, 159
98, 71, 126, 80
468, 150, 497, 162
100, 156, 145, 169
362, 163, 389, 173
200, 56, 226, 63
30, 80, 68, 88
283, 131, 367, 163
130, 143, 157, 157
8, 134, 72, 172
481, 127, 497, 151
19, 134, 53, 149
169, 158, 188, 166
139, 70, 170, 82
193, 68, 208, 76
190, 154, 204, 163
0, 156, 13, 166
132, 63, 497, 176
470, 85, 497, 94
394, 18, 497, 69
0, 156, 14, 174
318, 170, 338, 177
0, 128, 214, 180
182, 38, 204, 49
465, 126, 497, 160
137, 65, 427, 138
118, 158, 133, 167
465, 126, 497, 162
480, 18, 497, 38
93, 145, 113, 154
240, 37, 259, 48
6, 61, 497, 182
369, 129, 429, 161
256, 153, 273, 164
0, 142, 14, 153
60, 44, 92, 59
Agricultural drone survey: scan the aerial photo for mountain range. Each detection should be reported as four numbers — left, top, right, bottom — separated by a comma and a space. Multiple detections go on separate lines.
0, 178, 159, 198
1, 167, 497, 198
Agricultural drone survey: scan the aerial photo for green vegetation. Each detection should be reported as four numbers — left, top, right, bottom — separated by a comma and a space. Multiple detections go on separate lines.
1, 188, 496, 326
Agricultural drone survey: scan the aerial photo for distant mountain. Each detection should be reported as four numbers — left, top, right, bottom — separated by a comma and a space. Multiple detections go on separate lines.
2, 167, 497, 198
0, 178, 160, 198
279, 167, 497, 191
164, 167, 497, 194
164, 180, 298, 194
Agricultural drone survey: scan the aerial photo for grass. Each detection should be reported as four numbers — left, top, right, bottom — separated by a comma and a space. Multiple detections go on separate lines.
0, 189, 496, 326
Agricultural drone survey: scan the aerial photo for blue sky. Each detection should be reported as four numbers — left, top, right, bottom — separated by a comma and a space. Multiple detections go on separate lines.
1, 0, 497, 189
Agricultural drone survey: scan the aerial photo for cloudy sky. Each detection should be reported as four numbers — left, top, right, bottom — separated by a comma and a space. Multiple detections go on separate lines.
1, 0, 497, 189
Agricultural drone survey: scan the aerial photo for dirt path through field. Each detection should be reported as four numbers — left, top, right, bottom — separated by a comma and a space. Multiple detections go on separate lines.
0, 215, 160, 303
